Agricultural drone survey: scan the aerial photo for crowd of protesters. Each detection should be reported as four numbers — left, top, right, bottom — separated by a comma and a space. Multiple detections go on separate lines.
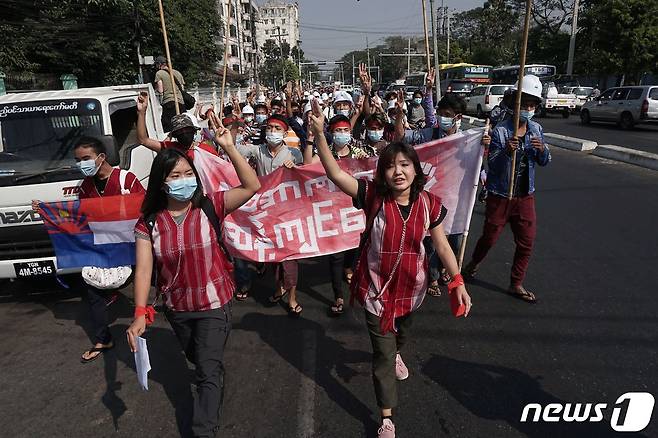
36, 59, 550, 438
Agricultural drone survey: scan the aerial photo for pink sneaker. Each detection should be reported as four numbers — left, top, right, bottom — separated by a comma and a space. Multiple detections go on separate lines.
395, 353, 409, 380
377, 418, 395, 438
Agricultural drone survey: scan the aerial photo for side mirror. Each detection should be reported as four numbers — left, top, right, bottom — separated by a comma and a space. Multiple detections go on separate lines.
99, 134, 120, 166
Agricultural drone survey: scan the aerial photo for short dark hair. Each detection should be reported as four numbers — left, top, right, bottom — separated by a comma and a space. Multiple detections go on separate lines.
74, 136, 106, 156
266, 113, 290, 129
374, 142, 426, 203
254, 103, 268, 112
413, 90, 424, 98
328, 114, 350, 131
141, 148, 204, 218
438, 94, 466, 115
270, 99, 284, 108
365, 112, 386, 128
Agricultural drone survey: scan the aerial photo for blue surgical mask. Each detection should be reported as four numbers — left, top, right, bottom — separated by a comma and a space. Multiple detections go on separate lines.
439, 116, 455, 131
520, 110, 535, 122
165, 177, 198, 202
413, 98, 422, 105
76, 156, 101, 177
367, 129, 384, 142
235, 134, 245, 145
333, 132, 351, 147
266, 132, 284, 146
255, 114, 267, 124
336, 109, 350, 117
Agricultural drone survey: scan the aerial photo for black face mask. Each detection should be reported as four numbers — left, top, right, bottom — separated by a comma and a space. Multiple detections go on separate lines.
176, 131, 195, 148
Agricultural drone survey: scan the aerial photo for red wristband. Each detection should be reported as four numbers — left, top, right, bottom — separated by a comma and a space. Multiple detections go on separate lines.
134, 305, 156, 326
447, 273, 464, 291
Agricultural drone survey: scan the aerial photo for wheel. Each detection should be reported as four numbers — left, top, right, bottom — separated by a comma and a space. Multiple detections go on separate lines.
619, 112, 634, 130
476, 104, 484, 119
562, 109, 570, 118
580, 109, 591, 125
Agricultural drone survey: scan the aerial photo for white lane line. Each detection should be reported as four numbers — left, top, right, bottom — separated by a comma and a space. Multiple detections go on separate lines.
297, 329, 317, 438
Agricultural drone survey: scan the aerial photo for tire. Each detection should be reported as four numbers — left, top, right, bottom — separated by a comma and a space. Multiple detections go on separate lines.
619, 112, 634, 130
580, 109, 591, 125
562, 109, 570, 118
476, 104, 484, 119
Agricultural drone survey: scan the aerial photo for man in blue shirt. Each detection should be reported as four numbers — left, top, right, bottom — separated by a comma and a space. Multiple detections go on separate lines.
463, 75, 551, 303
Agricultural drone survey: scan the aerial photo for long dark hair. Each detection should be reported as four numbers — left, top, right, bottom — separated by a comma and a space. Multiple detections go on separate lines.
141, 148, 204, 218
374, 142, 427, 203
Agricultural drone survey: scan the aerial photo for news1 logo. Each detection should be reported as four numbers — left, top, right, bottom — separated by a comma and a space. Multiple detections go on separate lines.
520, 392, 654, 432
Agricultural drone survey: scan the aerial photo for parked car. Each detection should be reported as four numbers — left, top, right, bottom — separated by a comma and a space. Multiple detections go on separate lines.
580, 86, 658, 129
466, 84, 514, 118
538, 82, 577, 118
560, 86, 594, 111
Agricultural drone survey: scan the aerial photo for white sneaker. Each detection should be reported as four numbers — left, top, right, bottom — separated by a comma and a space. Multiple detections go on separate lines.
395, 353, 409, 380
377, 418, 395, 438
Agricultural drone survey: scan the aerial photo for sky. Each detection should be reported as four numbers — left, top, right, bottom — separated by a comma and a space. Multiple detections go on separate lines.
293, 0, 484, 62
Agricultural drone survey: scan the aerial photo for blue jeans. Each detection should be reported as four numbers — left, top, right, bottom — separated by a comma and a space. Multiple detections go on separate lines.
234, 258, 254, 292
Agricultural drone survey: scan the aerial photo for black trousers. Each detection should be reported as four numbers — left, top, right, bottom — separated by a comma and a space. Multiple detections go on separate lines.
161, 101, 178, 133
328, 249, 356, 301
80, 279, 113, 345
165, 304, 232, 438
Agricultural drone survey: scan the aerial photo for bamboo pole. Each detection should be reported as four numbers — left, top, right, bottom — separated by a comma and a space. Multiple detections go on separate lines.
508, 0, 533, 199
219, 0, 233, 119
421, 0, 431, 72
157, 0, 180, 115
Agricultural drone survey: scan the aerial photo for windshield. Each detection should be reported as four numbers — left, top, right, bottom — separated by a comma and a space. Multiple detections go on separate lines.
490, 85, 511, 96
0, 98, 103, 186
450, 82, 474, 92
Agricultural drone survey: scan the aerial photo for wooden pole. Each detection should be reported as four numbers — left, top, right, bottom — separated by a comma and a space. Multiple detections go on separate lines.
421, 0, 431, 72
508, 0, 533, 199
157, 0, 180, 115
220, 0, 233, 118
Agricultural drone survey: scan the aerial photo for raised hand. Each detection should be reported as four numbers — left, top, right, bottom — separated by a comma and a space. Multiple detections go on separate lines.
309, 99, 325, 136
426, 67, 436, 89
359, 63, 372, 93
137, 91, 149, 113
214, 126, 235, 151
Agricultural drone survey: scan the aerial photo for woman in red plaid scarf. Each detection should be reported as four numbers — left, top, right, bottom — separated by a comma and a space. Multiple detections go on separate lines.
308, 100, 472, 438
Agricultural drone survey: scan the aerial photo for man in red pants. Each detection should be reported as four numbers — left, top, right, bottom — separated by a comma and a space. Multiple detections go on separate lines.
462, 75, 551, 303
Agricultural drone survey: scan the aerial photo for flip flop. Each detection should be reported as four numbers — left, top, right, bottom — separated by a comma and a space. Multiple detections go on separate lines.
235, 289, 249, 301
80, 343, 114, 364
268, 290, 288, 304
329, 302, 344, 316
427, 281, 441, 297
508, 287, 537, 303
288, 303, 303, 317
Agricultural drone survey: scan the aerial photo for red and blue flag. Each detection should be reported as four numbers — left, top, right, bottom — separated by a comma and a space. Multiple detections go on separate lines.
40, 194, 144, 269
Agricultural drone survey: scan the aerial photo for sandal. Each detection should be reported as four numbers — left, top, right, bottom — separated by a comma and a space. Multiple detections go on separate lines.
288, 303, 303, 317
344, 271, 353, 285
439, 269, 451, 286
329, 301, 344, 316
268, 289, 288, 304
80, 342, 114, 364
462, 262, 479, 280
427, 281, 441, 297
235, 289, 249, 301
508, 286, 537, 303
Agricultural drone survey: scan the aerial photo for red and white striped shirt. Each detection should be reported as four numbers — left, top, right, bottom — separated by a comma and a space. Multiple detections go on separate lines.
78, 167, 145, 199
134, 191, 234, 311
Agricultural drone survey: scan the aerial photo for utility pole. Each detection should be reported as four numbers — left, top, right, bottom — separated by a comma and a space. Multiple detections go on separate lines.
134, 2, 143, 83
429, 0, 441, 101
352, 54, 356, 85
446, 10, 451, 63
275, 26, 286, 85
407, 37, 412, 76
566, 0, 580, 75
366, 36, 371, 71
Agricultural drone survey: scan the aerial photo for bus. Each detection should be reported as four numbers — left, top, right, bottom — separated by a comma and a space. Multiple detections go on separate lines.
491, 64, 557, 84
438, 63, 492, 97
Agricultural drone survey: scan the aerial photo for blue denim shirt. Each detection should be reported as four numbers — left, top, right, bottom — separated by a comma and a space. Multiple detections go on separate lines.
486, 118, 551, 197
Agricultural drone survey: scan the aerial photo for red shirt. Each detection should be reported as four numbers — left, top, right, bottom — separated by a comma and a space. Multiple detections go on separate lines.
78, 167, 145, 199
160, 140, 218, 160
134, 191, 234, 312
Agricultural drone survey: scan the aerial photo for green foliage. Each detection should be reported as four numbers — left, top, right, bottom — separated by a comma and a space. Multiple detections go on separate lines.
259, 39, 301, 88
0, 0, 222, 87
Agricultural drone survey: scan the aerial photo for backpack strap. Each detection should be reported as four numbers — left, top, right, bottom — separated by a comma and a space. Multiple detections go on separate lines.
118, 169, 129, 194
200, 195, 233, 263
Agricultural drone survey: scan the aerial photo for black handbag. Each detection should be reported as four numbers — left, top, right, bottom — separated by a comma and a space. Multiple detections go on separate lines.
174, 77, 196, 110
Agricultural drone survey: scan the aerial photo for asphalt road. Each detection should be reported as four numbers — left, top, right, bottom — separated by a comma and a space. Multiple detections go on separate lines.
1, 147, 657, 438
534, 113, 658, 155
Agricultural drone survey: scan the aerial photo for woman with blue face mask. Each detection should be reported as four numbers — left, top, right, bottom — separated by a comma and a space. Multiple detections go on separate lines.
127, 127, 260, 437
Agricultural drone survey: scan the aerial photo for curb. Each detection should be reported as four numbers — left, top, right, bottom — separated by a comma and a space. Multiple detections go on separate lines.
460, 115, 657, 171
592, 145, 658, 171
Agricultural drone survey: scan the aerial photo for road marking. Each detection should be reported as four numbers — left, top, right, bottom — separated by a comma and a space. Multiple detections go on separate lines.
297, 329, 317, 438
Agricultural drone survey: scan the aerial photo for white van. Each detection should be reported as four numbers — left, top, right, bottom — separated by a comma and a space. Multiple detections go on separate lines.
0, 85, 164, 279
466, 84, 513, 118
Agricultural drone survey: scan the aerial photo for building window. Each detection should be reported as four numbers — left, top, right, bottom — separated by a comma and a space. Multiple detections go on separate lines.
230, 25, 236, 38
282, 19, 286, 24
233, 64, 240, 72
231, 45, 238, 57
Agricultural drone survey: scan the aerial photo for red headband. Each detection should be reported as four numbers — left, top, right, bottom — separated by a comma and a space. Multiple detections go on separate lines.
329, 120, 351, 131
267, 117, 289, 130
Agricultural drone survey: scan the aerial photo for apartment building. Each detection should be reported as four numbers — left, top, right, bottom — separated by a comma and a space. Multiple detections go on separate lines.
255, 0, 300, 55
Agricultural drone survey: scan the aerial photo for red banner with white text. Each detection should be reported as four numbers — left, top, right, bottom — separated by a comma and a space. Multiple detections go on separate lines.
192, 128, 484, 262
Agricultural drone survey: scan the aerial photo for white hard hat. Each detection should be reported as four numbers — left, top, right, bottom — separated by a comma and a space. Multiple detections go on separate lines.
387, 100, 397, 110
333, 90, 353, 106
321, 93, 329, 100
512, 74, 543, 100
303, 91, 310, 97
303, 102, 312, 114
241, 104, 254, 114
313, 91, 320, 97
257, 94, 266, 104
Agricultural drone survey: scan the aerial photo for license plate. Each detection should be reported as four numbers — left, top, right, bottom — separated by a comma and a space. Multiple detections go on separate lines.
14, 260, 56, 278
558, 100, 567, 104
